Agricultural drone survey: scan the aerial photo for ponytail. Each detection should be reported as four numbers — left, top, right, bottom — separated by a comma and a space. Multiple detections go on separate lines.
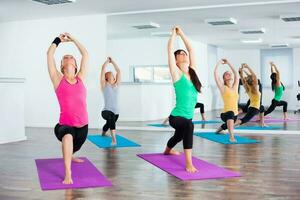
188, 67, 202, 93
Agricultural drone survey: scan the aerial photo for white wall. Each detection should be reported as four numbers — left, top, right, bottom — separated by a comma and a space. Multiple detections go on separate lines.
107, 37, 216, 120
0, 14, 107, 128
216, 47, 300, 111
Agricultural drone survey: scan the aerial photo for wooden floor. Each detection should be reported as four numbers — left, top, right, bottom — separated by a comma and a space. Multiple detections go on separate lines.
1, 111, 300, 200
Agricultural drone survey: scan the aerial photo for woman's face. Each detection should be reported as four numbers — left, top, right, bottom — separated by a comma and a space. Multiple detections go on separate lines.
61, 55, 77, 74
105, 72, 115, 84
223, 71, 232, 82
175, 51, 189, 67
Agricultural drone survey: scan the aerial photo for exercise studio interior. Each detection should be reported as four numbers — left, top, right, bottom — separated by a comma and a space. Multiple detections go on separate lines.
1, 0, 300, 199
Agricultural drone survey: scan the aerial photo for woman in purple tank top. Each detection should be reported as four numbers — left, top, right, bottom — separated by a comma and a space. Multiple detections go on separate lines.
47, 33, 89, 185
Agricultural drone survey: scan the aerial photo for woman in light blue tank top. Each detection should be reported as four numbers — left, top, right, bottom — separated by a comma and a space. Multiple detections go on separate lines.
100, 57, 121, 146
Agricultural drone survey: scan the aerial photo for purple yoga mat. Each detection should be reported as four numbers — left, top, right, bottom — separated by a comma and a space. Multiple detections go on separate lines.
250, 118, 300, 123
35, 157, 112, 190
137, 153, 241, 181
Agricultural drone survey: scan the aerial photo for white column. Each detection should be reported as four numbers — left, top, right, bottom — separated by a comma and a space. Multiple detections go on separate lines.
0, 78, 26, 144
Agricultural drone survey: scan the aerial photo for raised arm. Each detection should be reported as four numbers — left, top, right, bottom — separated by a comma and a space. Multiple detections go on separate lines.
100, 58, 109, 89
175, 26, 196, 70
239, 65, 250, 92
224, 59, 239, 89
270, 62, 280, 84
109, 57, 121, 85
243, 63, 257, 85
168, 28, 181, 82
64, 33, 89, 81
47, 34, 65, 89
214, 60, 224, 93
239, 66, 246, 85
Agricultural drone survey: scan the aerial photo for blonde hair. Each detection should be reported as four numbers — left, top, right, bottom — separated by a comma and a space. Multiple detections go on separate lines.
60, 55, 78, 74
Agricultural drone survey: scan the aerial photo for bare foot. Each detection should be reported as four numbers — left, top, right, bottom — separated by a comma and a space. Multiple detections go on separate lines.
62, 171, 73, 184
186, 164, 198, 173
260, 123, 267, 127
111, 136, 117, 146
215, 127, 226, 134
164, 149, 180, 155
216, 130, 226, 135
72, 157, 84, 163
102, 131, 107, 136
229, 136, 237, 143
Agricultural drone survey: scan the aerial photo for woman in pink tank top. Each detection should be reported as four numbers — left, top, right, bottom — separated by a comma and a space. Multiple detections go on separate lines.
47, 33, 89, 185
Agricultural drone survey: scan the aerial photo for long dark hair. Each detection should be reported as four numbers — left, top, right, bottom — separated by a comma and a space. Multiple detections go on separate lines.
174, 49, 202, 93
270, 73, 285, 91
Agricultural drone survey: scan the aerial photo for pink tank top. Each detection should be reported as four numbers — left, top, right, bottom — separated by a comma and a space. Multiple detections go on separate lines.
55, 76, 88, 127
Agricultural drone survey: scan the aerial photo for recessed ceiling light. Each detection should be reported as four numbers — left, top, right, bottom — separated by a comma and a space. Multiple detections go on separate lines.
32, 0, 76, 5
132, 22, 160, 29
205, 18, 237, 26
240, 28, 266, 34
280, 15, 300, 22
269, 43, 289, 48
241, 38, 263, 44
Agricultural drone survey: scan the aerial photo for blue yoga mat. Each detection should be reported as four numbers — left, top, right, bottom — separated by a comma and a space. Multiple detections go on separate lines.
147, 124, 169, 127
87, 134, 141, 148
235, 125, 282, 130
192, 120, 221, 124
147, 120, 221, 127
194, 132, 260, 144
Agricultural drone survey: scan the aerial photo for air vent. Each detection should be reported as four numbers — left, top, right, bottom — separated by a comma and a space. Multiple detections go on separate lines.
151, 32, 171, 37
32, 0, 76, 5
132, 22, 160, 29
241, 38, 263, 44
240, 28, 266, 34
205, 18, 237, 26
280, 15, 300, 22
269, 43, 289, 48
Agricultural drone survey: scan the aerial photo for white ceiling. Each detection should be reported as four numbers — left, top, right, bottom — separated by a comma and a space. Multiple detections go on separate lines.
1, 0, 300, 48
107, 1, 300, 48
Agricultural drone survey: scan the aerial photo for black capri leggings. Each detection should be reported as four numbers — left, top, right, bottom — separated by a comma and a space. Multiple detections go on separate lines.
240, 105, 265, 125
264, 99, 288, 116
54, 124, 88, 153
220, 111, 237, 130
195, 102, 205, 114
167, 115, 194, 149
102, 110, 119, 131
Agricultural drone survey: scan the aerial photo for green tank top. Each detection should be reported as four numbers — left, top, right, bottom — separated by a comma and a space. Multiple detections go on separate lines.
274, 85, 284, 101
170, 74, 198, 119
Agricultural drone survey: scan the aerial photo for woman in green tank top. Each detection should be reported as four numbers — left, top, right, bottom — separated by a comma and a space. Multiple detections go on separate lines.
264, 62, 288, 119
163, 26, 202, 173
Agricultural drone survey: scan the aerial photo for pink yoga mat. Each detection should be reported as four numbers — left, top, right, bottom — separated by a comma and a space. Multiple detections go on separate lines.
35, 157, 112, 190
137, 153, 241, 181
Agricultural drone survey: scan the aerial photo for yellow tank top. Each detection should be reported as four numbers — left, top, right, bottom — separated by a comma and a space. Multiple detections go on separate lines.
247, 90, 261, 110
222, 86, 239, 115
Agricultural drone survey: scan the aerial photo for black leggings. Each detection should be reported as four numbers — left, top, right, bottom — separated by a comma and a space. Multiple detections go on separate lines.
264, 99, 288, 116
220, 111, 237, 130
102, 110, 119, 131
195, 102, 205, 114
240, 107, 259, 125
167, 115, 194, 149
240, 104, 265, 125
54, 124, 88, 153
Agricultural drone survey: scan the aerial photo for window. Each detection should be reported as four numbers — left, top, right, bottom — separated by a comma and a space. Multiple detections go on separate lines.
260, 48, 293, 88
133, 65, 171, 83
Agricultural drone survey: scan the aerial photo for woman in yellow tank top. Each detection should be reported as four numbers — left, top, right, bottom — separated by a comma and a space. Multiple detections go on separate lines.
214, 59, 239, 142
235, 64, 265, 127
